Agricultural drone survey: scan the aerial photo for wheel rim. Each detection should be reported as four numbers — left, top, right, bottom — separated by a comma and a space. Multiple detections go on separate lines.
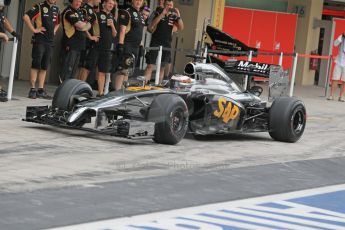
291, 109, 305, 135
171, 108, 185, 132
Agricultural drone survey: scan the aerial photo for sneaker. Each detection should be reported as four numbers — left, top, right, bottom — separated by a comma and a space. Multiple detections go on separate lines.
0, 89, 7, 102
339, 97, 345, 102
36, 89, 52, 99
28, 88, 37, 99
327, 96, 333, 100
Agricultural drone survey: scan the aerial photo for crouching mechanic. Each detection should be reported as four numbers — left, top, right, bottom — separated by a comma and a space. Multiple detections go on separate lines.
23, 0, 60, 99
114, 0, 145, 91
60, 0, 91, 81
85, 0, 117, 96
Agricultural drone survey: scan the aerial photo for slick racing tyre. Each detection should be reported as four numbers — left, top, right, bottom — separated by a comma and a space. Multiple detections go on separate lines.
148, 94, 189, 145
269, 97, 306, 143
52, 79, 93, 111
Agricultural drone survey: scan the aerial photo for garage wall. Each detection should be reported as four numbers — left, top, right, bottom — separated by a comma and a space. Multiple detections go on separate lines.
172, 0, 213, 73
223, 7, 297, 71
226, 0, 288, 12
287, 0, 323, 85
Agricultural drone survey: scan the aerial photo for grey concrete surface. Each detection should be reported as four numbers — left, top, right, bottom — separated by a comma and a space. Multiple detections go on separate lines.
1, 157, 345, 230
1, 81, 344, 193
0, 80, 345, 229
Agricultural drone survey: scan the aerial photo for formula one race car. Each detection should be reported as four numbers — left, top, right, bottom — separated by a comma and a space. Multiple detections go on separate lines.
23, 61, 306, 145
24, 27, 306, 145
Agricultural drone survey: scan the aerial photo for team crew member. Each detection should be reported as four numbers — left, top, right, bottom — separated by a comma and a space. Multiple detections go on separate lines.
85, 0, 117, 96
144, 0, 183, 84
141, 6, 151, 23
328, 32, 345, 102
78, 0, 101, 81
115, 0, 145, 91
23, 0, 60, 99
109, 0, 120, 82
0, 5, 18, 102
60, 0, 91, 81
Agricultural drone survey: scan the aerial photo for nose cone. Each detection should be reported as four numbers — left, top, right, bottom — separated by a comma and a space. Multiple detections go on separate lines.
68, 107, 89, 123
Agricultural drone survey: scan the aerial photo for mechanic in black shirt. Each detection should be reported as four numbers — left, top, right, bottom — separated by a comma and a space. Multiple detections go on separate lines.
23, 0, 60, 99
85, 0, 117, 96
109, 0, 120, 83
114, 0, 146, 91
78, 0, 101, 81
0, 5, 18, 102
60, 0, 91, 81
144, 0, 183, 84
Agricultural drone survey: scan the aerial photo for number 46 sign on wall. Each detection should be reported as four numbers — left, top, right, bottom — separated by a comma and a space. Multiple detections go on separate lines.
292, 5, 305, 17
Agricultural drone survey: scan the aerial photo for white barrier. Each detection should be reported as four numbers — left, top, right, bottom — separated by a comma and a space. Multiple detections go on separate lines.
155, 46, 163, 85
289, 53, 298, 97
278, 52, 283, 66
243, 50, 253, 90
7, 38, 18, 101
202, 46, 208, 64
104, 73, 111, 95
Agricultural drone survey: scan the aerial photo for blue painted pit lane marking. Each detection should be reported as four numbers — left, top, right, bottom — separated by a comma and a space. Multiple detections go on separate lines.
288, 190, 345, 214
46, 184, 345, 230
237, 207, 345, 228
217, 210, 331, 230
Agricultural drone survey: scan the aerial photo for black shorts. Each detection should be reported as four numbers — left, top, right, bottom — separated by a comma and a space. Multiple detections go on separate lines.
31, 43, 53, 70
79, 48, 92, 68
117, 45, 139, 71
145, 46, 171, 65
85, 49, 112, 73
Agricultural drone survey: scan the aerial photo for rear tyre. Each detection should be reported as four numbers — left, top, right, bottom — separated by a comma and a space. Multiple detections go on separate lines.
52, 79, 93, 111
269, 97, 306, 143
148, 94, 188, 145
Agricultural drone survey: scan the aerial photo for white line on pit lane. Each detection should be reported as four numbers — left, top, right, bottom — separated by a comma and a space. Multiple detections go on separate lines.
45, 184, 345, 230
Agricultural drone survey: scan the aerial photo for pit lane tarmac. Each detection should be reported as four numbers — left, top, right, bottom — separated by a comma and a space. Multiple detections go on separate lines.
0, 85, 345, 230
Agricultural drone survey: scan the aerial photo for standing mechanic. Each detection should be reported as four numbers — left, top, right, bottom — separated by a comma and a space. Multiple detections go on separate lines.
114, 0, 145, 91
60, 0, 91, 81
85, 0, 117, 96
0, 1, 19, 102
23, 0, 60, 99
144, 0, 183, 84
78, 0, 101, 82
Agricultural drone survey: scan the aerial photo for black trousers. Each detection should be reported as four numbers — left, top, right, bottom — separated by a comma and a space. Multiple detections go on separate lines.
60, 49, 81, 81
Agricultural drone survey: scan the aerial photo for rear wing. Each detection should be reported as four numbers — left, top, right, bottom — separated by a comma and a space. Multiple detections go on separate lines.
207, 56, 289, 100
208, 55, 275, 77
227, 60, 289, 100
223, 60, 275, 77
204, 26, 257, 56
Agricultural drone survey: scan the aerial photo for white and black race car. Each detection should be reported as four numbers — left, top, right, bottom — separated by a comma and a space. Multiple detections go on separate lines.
24, 27, 306, 145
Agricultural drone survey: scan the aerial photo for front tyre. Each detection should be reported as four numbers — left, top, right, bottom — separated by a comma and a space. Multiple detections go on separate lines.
148, 94, 188, 145
52, 79, 93, 111
269, 97, 306, 143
